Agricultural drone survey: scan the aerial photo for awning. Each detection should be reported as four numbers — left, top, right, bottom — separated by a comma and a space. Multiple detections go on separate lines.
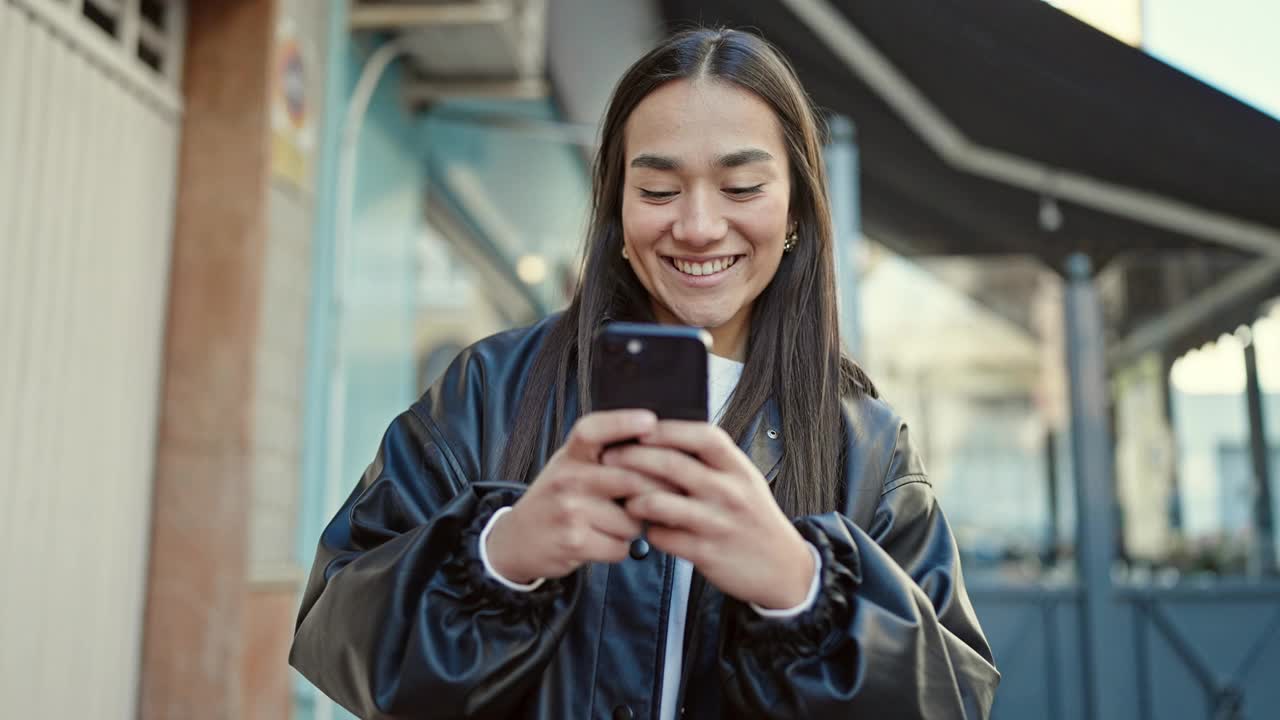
659, 0, 1280, 271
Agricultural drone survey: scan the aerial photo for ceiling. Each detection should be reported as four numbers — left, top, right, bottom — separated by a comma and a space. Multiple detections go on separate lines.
350, 0, 550, 107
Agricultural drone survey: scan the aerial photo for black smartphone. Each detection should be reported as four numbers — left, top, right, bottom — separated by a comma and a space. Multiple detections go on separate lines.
592, 323, 710, 553
591, 322, 711, 422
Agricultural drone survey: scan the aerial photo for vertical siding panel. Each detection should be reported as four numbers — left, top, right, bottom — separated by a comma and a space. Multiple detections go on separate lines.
28, 28, 74, 715
12, 7, 55, 494
2, 20, 52, 719
81, 59, 119, 716
0, 2, 32, 536
101, 72, 136, 720
39, 45, 92, 719
0, 0, 19, 705
50, 45, 93, 719
0, 6, 30, 667
117, 83, 163, 720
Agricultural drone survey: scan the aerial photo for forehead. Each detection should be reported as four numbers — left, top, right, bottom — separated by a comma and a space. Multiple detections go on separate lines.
624, 79, 787, 163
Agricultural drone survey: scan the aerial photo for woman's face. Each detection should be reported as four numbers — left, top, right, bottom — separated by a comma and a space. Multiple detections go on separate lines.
621, 79, 792, 353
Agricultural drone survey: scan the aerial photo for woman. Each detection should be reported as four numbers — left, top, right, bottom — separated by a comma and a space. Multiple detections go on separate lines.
291, 28, 998, 719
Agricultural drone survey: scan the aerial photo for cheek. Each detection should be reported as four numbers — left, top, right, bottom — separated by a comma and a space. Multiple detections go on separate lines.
621, 199, 671, 246
740, 197, 790, 251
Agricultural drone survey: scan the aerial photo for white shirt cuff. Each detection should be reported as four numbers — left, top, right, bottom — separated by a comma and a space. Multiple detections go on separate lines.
750, 542, 822, 619
479, 506, 546, 592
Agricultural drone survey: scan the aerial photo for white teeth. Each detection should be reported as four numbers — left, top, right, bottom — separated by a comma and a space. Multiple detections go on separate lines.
674, 256, 737, 276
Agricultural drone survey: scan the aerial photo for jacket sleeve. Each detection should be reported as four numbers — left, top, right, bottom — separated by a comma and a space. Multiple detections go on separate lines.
288, 408, 582, 719
718, 448, 999, 718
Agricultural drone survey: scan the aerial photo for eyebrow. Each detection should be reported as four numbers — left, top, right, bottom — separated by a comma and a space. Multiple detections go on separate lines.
629, 148, 775, 171
630, 153, 681, 171
717, 148, 774, 168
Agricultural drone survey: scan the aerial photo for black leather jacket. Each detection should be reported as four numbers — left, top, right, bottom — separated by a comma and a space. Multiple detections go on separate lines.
290, 316, 999, 719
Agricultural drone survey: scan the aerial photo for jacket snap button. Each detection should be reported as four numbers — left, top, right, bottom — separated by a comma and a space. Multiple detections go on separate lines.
629, 537, 650, 560
766, 428, 779, 439
612, 705, 634, 720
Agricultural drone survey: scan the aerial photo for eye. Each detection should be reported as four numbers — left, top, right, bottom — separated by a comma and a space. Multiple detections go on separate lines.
724, 184, 765, 197
639, 188, 678, 200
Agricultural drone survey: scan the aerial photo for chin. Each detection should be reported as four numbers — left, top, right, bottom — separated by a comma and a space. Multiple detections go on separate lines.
668, 305, 737, 330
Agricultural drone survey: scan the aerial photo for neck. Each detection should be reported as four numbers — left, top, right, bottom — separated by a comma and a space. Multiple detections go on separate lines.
652, 303, 751, 362
708, 313, 750, 361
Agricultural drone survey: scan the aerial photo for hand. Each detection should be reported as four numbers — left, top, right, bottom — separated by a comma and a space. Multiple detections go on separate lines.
486, 410, 669, 583
601, 421, 815, 610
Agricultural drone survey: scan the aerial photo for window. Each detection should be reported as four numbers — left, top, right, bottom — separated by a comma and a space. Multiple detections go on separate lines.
75, 0, 185, 83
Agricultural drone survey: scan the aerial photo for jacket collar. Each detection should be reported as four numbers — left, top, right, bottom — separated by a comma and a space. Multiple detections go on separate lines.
743, 397, 784, 484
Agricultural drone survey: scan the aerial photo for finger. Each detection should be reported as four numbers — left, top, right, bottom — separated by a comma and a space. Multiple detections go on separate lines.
576, 462, 679, 501
638, 421, 745, 472
580, 496, 645, 541
574, 531, 636, 565
600, 444, 712, 497
563, 410, 658, 460
645, 525, 708, 566
626, 490, 728, 535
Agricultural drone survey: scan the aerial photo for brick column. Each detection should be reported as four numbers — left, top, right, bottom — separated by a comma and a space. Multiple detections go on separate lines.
139, 0, 280, 717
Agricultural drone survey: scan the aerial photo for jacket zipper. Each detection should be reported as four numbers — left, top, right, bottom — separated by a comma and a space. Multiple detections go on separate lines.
674, 571, 707, 714
650, 553, 676, 720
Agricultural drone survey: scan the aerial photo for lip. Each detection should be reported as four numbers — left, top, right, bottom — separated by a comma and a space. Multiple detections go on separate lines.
660, 253, 744, 288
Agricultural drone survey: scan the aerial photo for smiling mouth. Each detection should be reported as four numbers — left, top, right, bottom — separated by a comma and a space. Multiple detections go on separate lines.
664, 255, 743, 277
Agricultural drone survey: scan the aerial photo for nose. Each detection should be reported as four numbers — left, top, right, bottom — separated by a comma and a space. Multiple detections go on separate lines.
672, 187, 727, 247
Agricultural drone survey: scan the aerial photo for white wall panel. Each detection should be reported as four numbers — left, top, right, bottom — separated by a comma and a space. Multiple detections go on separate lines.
0, 1, 182, 716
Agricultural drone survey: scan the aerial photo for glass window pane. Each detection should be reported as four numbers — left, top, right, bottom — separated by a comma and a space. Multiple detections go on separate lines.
860, 247, 1075, 583
1252, 300, 1280, 567
1103, 252, 1280, 580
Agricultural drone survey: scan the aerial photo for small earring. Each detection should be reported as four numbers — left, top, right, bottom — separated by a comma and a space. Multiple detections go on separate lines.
621, 244, 630, 260
783, 227, 798, 253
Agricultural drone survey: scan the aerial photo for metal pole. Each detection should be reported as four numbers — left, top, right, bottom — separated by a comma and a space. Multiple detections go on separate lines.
825, 115, 864, 356
1064, 253, 1130, 720
1159, 352, 1185, 532
1243, 331, 1277, 574
1045, 429, 1061, 566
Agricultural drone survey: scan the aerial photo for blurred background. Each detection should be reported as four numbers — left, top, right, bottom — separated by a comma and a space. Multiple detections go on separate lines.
1, 0, 1278, 718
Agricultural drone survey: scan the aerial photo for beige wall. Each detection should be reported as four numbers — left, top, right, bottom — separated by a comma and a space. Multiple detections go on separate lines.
244, 0, 332, 716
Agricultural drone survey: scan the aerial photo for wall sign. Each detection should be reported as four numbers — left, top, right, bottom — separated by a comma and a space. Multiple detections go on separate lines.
271, 17, 315, 190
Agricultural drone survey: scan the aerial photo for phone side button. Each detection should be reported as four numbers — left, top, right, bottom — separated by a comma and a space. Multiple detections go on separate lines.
629, 537, 651, 560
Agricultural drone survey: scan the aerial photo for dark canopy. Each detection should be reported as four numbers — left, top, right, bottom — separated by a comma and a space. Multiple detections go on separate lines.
660, 0, 1280, 271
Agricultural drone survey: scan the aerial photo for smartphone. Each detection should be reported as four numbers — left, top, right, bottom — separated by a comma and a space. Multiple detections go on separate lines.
591, 323, 711, 556
591, 322, 711, 422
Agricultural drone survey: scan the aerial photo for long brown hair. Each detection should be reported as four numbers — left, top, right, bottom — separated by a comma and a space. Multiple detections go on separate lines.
497, 28, 877, 517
